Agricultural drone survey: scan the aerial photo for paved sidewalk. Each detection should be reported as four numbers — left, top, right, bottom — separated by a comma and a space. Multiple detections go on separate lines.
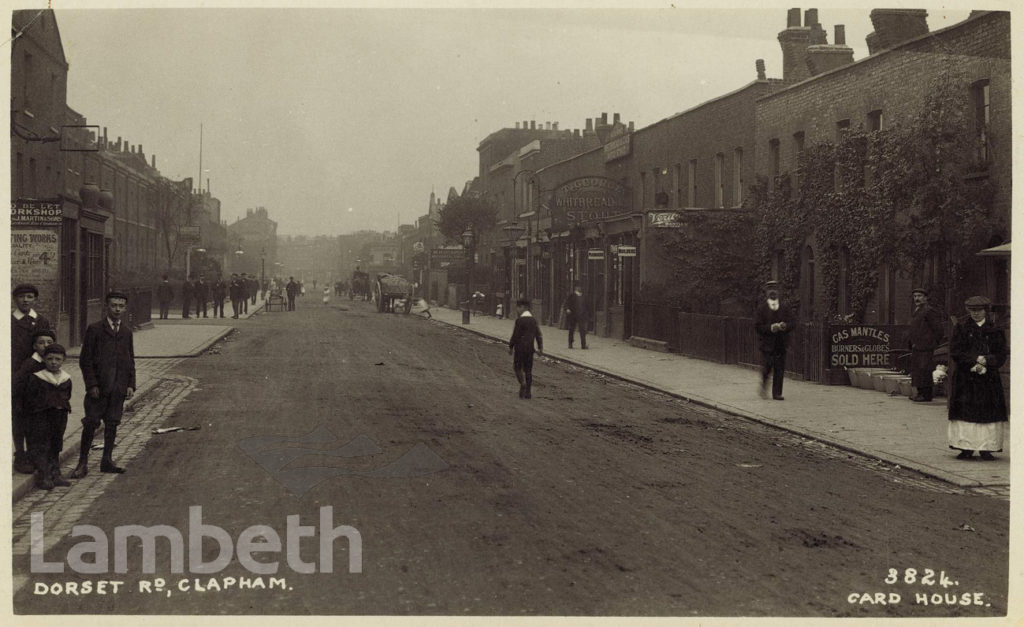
12, 315, 242, 502
430, 306, 1010, 489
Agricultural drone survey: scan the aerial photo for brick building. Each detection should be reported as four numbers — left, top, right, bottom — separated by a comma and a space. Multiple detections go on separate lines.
227, 208, 278, 283
754, 9, 1011, 324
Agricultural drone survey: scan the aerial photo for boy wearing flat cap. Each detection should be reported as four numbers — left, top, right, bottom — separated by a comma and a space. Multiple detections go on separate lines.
947, 295, 1007, 461
907, 287, 945, 402
11, 284, 52, 473
70, 290, 136, 478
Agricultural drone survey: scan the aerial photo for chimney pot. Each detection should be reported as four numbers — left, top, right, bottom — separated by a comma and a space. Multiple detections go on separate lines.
515, 122, 520, 129
553, 122, 559, 130
804, 8, 818, 26
628, 121, 634, 132
835, 24, 845, 45
601, 112, 608, 125
613, 113, 621, 124
787, 8, 801, 27
585, 118, 593, 132
756, 58, 767, 79
530, 120, 536, 130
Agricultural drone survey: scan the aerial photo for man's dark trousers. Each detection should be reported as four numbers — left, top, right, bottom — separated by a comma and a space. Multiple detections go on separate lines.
514, 350, 534, 397
761, 351, 786, 399
566, 316, 587, 349
288, 294, 296, 311
159, 301, 170, 319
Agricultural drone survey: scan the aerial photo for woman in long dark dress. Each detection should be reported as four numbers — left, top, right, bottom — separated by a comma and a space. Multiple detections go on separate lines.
947, 296, 1008, 460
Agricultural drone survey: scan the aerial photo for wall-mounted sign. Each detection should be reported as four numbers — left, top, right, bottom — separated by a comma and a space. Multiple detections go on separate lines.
647, 211, 683, 228
429, 247, 466, 265
179, 225, 201, 244
587, 248, 605, 261
603, 132, 632, 162
617, 245, 637, 257
412, 241, 425, 253
12, 200, 62, 226
828, 325, 894, 368
551, 177, 630, 230
11, 229, 60, 327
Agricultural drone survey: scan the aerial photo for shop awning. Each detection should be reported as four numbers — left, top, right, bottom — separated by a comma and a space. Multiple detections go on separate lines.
977, 242, 1011, 257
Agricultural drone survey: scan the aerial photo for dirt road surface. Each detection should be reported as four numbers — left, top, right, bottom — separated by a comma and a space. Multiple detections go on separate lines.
14, 299, 1009, 618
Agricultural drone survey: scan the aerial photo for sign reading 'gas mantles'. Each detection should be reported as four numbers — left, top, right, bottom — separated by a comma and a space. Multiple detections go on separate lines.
829, 325, 893, 367
551, 177, 630, 230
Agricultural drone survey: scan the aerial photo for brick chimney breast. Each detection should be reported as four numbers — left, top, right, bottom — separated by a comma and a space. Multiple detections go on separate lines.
869, 9, 928, 51
778, 13, 813, 82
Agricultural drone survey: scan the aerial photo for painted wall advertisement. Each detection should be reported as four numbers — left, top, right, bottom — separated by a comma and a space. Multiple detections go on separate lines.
550, 177, 630, 230
11, 228, 61, 327
828, 325, 893, 367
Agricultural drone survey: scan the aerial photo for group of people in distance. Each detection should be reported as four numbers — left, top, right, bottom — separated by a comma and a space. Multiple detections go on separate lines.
12, 284, 136, 490
156, 273, 263, 320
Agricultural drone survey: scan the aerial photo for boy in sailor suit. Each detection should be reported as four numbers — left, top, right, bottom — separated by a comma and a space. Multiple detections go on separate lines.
22, 344, 73, 490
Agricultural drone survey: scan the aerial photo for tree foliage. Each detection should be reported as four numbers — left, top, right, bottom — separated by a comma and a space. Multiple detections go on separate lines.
435, 193, 498, 246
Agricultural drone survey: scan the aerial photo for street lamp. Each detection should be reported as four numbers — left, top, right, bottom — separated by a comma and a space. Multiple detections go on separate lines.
461, 225, 474, 324
501, 221, 526, 318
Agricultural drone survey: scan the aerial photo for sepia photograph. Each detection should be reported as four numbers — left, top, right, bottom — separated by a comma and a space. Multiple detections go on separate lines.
6, 0, 1019, 623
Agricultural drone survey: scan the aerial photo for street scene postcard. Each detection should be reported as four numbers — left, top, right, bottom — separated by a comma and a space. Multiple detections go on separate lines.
5, 1, 1022, 624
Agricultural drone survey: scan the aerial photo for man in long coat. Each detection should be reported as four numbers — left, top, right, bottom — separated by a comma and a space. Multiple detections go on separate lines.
70, 290, 136, 477
561, 282, 589, 349
907, 287, 945, 402
156, 275, 174, 320
181, 275, 194, 319
194, 274, 209, 318
754, 280, 795, 401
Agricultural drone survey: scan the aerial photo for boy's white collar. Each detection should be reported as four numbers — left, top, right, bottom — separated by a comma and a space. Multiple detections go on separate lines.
33, 369, 71, 385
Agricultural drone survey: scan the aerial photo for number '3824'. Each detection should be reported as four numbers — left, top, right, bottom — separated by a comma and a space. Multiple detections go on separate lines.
885, 568, 955, 587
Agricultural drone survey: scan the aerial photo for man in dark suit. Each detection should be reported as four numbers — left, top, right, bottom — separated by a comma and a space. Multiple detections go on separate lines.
11, 283, 52, 473
194, 274, 209, 318
181, 275, 194, 319
907, 287, 945, 402
229, 273, 243, 318
509, 298, 544, 399
240, 274, 250, 314
70, 290, 136, 478
754, 280, 795, 401
286, 277, 299, 311
212, 276, 227, 318
156, 275, 174, 320
562, 282, 589, 349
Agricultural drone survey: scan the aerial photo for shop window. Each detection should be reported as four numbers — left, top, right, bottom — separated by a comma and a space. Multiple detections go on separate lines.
732, 148, 743, 207
972, 79, 990, 164
714, 153, 724, 208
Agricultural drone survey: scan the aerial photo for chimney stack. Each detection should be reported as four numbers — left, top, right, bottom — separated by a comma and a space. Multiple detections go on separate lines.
778, 7, 813, 82
553, 122, 559, 130
585, 118, 594, 133
866, 9, 928, 54
530, 120, 536, 130
756, 58, 766, 79
613, 113, 621, 125
834, 24, 846, 45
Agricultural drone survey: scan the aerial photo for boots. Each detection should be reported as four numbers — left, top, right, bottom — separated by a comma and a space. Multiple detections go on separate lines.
34, 466, 54, 491
51, 456, 71, 487
69, 424, 96, 479
100, 428, 125, 474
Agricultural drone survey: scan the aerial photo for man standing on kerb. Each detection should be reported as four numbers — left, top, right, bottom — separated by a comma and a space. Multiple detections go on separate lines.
754, 280, 795, 401
70, 290, 136, 478
907, 287, 944, 402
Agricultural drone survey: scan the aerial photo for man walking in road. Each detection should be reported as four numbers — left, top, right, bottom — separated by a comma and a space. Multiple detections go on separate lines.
181, 275, 194, 319
156, 275, 174, 320
754, 280, 795, 401
562, 282, 589, 349
286, 276, 299, 311
241, 274, 250, 315
195, 274, 209, 318
70, 290, 136, 478
907, 287, 945, 402
11, 283, 52, 474
509, 298, 543, 399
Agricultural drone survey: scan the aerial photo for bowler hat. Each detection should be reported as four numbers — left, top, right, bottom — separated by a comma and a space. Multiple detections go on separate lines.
106, 290, 129, 302
964, 295, 991, 310
12, 284, 38, 298
912, 287, 928, 296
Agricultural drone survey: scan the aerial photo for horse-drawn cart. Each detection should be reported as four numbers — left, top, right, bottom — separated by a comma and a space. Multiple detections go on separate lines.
373, 273, 414, 314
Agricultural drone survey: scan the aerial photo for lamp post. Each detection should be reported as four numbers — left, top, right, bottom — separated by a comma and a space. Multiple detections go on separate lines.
512, 169, 537, 302
501, 221, 525, 318
461, 225, 474, 324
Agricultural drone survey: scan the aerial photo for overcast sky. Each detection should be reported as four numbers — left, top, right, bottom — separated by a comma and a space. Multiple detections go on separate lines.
46, 1, 974, 236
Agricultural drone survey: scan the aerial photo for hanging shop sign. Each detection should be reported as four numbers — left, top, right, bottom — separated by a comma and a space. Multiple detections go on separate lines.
647, 210, 684, 228
617, 245, 637, 257
828, 325, 894, 367
551, 177, 630, 231
587, 248, 606, 261
429, 247, 466, 265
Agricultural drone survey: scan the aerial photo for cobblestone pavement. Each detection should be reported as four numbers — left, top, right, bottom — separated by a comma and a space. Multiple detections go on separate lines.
11, 372, 198, 596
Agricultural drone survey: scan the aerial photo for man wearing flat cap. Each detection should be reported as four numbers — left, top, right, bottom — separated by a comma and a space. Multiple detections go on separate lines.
947, 295, 1007, 460
70, 290, 136, 478
907, 287, 945, 402
11, 284, 52, 473
754, 280, 795, 400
